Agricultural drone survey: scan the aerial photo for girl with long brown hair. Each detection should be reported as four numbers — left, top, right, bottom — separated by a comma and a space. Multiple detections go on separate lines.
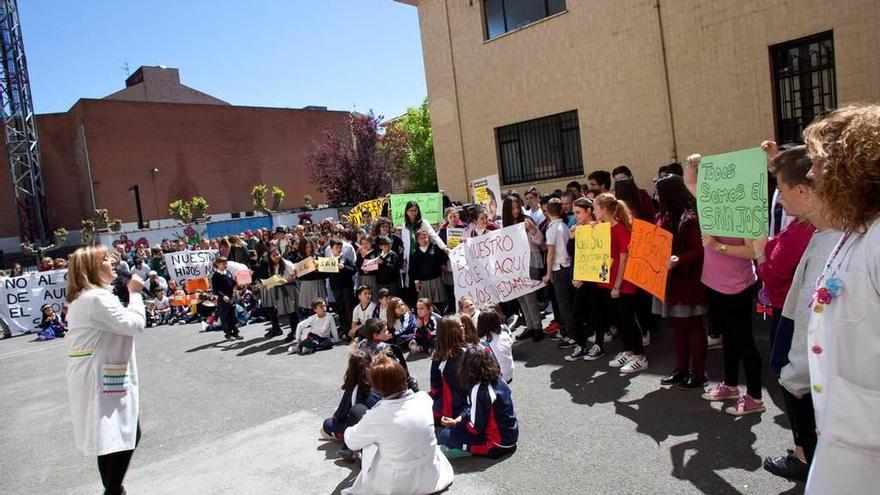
428, 315, 469, 426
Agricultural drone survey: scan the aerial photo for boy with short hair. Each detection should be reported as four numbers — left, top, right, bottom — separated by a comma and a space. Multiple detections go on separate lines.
153, 287, 172, 325
373, 288, 391, 319
351, 286, 376, 339
542, 198, 575, 341
291, 298, 339, 354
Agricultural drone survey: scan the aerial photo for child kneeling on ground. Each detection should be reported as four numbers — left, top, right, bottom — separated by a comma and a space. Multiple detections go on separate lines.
438, 345, 519, 459
290, 298, 339, 354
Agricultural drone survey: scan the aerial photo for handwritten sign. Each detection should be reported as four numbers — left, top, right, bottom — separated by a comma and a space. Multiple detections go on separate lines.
623, 219, 672, 301
164, 250, 218, 286
361, 257, 380, 273
446, 227, 464, 249
317, 257, 339, 273
390, 193, 443, 227
225, 261, 252, 286
347, 198, 385, 226
294, 257, 317, 277
696, 147, 769, 238
0, 269, 68, 334
573, 223, 613, 283
451, 223, 544, 304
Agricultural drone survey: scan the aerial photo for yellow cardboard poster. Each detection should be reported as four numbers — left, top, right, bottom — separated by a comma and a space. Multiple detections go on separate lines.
317, 256, 339, 273
573, 222, 613, 283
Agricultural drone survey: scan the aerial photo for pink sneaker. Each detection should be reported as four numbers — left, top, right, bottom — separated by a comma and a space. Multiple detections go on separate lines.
700, 383, 740, 401
724, 394, 765, 416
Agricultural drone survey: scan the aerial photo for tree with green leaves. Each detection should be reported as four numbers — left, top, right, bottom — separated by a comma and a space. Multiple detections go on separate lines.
386, 97, 438, 193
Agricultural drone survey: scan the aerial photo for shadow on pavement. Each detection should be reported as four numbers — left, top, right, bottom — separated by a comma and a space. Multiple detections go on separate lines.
184, 339, 230, 353
236, 338, 290, 356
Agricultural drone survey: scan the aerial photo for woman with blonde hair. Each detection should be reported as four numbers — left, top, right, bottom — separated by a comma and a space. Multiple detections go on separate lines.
64, 245, 147, 495
799, 104, 880, 494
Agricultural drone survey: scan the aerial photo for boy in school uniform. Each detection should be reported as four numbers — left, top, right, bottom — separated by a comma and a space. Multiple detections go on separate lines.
290, 298, 339, 354
542, 198, 575, 340
350, 286, 376, 339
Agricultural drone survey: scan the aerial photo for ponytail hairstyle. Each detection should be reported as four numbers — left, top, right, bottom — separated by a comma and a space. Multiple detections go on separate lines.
595, 193, 633, 229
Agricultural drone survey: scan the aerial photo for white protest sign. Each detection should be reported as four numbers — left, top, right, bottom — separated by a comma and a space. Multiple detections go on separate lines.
164, 250, 218, 286
0, 269, 68, 334
451, 223, 543, 304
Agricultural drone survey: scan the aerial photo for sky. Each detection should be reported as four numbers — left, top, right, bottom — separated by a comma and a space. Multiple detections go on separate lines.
19, 0, 427, 119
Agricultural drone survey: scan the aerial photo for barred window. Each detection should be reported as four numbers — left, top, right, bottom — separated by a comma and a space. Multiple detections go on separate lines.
771, 31, 837, 145
484, 0, 566, 40
495, 110, 583, 185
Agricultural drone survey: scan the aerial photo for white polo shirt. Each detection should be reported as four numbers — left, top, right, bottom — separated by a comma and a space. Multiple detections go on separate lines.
545, 218, 571, 271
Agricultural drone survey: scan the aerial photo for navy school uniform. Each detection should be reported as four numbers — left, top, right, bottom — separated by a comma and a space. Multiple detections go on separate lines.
429, 351, 468, 425
392, 311, 417, 346
323, 383, 381, 439
374, 250, 401, 293
414, 312, 441, 352
438, 378, 519, 458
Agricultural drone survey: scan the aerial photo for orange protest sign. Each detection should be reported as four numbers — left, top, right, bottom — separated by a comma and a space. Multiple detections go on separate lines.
185, 277, 210, 293
623, 219, 673, 302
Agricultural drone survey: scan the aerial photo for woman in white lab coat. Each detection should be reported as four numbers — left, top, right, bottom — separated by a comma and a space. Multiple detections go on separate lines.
342, 353, 454, 495
801, 105, 880, 494
65, 245, 147, 495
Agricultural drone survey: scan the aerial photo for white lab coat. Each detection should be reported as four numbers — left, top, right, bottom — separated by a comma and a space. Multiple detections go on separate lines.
805, 218, 880, 493
66, 288, 146, 456
343, 391, 454, 495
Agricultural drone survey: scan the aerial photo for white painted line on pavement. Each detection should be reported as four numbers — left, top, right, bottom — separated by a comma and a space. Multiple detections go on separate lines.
0, 340, 66, 360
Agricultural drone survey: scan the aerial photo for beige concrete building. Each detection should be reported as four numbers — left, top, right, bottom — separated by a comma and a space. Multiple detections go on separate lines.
396, 0, 880, 200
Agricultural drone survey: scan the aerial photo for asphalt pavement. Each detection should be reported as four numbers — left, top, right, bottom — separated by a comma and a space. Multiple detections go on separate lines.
0, 315, 804, 495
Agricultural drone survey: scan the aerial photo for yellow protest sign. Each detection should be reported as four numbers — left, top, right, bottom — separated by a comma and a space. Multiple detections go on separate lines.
446, 227, 464, 249
346, 198, 385, 226
317, 256, 339, 273
293, 257, 317, 277
573, 222, 613, 283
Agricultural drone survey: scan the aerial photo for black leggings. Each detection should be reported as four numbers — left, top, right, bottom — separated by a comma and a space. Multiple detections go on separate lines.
708, 285, 762, 398
781, 388, 817, 463
97, 424, 141, 495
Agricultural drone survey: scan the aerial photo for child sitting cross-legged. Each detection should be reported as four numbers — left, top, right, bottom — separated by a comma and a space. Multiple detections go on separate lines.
289, 298, 339, 355
438, 344, 519, 459
320, 346, 381, 461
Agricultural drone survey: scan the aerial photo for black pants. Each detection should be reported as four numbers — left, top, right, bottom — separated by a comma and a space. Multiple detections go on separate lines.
708, 285, 762, 398
781, 388, 817, 463
634, 289, 658, 335
97, 424, 141, 495
594, 290, 642, 354
571, 283, 593, 347
217, 300, 238, 337
332, 287, 355, 337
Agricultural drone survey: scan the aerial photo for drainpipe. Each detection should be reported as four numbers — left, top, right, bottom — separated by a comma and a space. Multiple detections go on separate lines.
80, 123, 97, 211
655, 0, 678, 161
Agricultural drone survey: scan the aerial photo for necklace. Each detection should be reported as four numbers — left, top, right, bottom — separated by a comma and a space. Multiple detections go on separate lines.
811, 231, 853, 313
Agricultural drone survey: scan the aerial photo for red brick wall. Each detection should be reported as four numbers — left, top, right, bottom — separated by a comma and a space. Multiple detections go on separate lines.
0, 99, 349, 237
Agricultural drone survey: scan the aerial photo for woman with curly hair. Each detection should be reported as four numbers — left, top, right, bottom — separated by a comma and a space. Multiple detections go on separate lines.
799, 104, 880, 494
437, 345, 519, 459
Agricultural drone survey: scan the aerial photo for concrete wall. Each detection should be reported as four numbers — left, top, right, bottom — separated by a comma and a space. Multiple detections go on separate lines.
409, 0, 880, 199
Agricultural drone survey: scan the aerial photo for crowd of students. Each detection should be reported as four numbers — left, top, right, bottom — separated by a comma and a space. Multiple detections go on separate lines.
6, 104, 878, 493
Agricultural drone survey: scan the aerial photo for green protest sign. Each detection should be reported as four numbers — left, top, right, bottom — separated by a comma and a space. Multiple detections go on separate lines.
696, 147, 768, 238
390, 193, 443, 227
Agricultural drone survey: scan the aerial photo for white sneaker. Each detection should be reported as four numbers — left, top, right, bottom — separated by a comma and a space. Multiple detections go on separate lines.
707, 335, 723, 350
408, 340, 419, 352
620, 355, 649, 374
642, 333, 651, 347
288, 343, 301, 354
608, 352, 631, 368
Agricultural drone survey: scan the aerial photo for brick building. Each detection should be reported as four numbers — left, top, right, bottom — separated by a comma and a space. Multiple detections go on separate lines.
395, 0, 880, 200
0, 66, 349, 250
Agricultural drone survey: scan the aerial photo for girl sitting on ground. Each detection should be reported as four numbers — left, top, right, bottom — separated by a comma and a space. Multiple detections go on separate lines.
438, 344, 519, 459
411, 298, 441, 354
386, 297, 416, 347
429, 315, 469, 427
38, 304, 66, 340
321, 346, 381, 461
477, 309, 514, 383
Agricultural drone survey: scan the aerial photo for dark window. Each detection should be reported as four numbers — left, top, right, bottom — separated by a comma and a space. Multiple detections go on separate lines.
483, 0, 566, 40
495, 110, 583, 185
771, 31, 836, 145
